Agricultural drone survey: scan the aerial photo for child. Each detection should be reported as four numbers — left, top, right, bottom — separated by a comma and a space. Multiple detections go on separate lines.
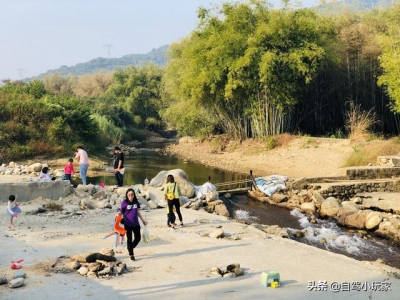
7, 195, 21, 229
39, 167, 56, 181
64, 158, 75, 184
167, 205, 176, 229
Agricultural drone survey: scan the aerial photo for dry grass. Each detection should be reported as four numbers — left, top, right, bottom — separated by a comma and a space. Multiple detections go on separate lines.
274, 133, 295, 147
344, 139, 400, 167
345, 102, 378, 143
45, 201, 64, 211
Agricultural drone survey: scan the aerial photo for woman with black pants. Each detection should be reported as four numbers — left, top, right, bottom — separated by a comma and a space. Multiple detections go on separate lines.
119, 188, 148, 260
164, 174, 183, 228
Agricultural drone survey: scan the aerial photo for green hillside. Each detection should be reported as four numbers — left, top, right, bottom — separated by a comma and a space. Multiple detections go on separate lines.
34, 45, 169, 78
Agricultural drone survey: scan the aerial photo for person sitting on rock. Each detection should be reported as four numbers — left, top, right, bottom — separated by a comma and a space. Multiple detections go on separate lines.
39, 167, 56, 181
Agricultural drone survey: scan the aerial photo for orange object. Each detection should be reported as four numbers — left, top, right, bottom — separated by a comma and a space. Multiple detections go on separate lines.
103, 215, 127, 246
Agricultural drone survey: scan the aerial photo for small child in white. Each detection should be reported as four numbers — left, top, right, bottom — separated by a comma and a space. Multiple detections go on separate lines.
7, 195, 21, 228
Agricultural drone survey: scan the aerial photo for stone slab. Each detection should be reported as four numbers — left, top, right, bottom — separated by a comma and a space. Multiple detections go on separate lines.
0, 180, 73, 202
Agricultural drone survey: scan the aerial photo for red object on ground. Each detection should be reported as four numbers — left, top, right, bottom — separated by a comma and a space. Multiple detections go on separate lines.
11, 259, 24, 269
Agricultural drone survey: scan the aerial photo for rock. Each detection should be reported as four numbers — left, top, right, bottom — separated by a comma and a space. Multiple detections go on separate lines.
209, 229, 224, 239
206, 190, 219, 202
151, 169, 196, 198
214, 203, 230, 217
0, 275, 7, 285
345, 211, 368, 229
270, 194, 288, 203
27, 162, 42, 173
98, 266, 112, 276
80, 199, 95, 209
100, 249, 115, 257
312, 193, 325, 209
69, 261, 81, 270
233, 267, 244, 276
143, 190, 151, 200
320, 197, 340, 217
147, 200, 158, 209
93, 190, 107, 199
365, 211, 382, 230
337, 203, 359, 225
88, 263, 102, 272
226, 264, 240, 271
293, 230, 305, 238
224, 193, 231, 199
301, 202, 316, 215
87, 271, 98, 279
78, 266, 89, 276
156, 199, 167, 209
210, 267, 221, 276
14, 271, 26, 279
223, 272, 237, 278
8, 278, 24, 288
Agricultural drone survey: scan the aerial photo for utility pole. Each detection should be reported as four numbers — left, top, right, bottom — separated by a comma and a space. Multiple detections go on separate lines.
103, 44, 114, 58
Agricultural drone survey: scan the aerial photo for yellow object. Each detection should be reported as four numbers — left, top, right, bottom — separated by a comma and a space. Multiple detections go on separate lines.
271, 281, 279, 288
167, 192, 174, 200
260, 270, 280, 287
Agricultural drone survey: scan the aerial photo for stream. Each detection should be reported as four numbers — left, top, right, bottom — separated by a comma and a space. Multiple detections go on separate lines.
87, 142, 400, 270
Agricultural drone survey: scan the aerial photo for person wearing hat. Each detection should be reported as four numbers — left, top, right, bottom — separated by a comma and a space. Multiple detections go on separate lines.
114, 146, 125, 187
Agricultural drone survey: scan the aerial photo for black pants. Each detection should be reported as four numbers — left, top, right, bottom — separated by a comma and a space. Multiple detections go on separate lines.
167, 212, 176, 225
124, 225, 141, 256
167, 199, 182, 223
115, 171, 123, 187
65, 174, 72, 184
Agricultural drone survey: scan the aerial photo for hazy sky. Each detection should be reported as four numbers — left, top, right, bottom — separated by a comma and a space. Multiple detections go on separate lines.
0, 0, 315, 80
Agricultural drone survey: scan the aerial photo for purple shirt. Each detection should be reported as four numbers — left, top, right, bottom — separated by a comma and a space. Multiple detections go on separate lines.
120, 199, 141, 226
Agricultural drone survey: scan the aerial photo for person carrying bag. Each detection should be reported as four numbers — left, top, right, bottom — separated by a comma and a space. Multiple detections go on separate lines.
163, 174, 183, 228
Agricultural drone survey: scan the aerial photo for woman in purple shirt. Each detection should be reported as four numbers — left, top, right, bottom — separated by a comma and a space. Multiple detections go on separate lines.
119, 188, 148, 260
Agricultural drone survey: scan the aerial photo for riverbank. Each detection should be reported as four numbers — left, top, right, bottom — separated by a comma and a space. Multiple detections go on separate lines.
166, 136, 354, 178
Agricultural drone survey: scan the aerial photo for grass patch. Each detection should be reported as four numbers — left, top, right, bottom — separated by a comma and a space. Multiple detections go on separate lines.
344, 140, 400, 167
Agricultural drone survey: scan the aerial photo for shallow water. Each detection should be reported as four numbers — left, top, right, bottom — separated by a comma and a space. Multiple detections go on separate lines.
227, 195, 400, 269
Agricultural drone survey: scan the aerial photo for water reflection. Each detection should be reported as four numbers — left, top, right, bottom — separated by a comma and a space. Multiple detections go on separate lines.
87, 142, 249, 186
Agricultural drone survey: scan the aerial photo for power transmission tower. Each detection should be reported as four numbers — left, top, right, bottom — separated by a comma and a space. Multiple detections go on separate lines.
16, 68, 27, 79
103, 44, 114, 58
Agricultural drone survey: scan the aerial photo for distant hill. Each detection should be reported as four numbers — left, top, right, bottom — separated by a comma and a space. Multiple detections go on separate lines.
33, 45, 169, 79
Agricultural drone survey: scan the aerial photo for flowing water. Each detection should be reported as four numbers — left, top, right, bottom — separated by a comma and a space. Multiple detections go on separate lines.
88, 142, 400, 269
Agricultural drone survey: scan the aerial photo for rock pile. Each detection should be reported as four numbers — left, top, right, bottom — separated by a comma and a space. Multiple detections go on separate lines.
52, 249, 128, 279
209, 263, 245, 278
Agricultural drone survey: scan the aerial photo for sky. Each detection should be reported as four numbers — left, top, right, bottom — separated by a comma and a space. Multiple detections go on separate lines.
0, 0, 316, 81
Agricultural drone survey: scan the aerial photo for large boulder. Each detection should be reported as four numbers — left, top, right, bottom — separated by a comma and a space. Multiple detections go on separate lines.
320, 197, 340, 218
150, 169, 195, 198
344, 211, 368, 229
364, 211, 382, 230
337, 202, 359, 225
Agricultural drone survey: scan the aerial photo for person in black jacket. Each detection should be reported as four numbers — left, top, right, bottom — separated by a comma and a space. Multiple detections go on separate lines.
114, 146, 125, 187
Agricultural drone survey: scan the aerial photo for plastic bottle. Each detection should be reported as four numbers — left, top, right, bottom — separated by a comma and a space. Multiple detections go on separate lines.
30, 177, 33, 182
144, 178, 149, 185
